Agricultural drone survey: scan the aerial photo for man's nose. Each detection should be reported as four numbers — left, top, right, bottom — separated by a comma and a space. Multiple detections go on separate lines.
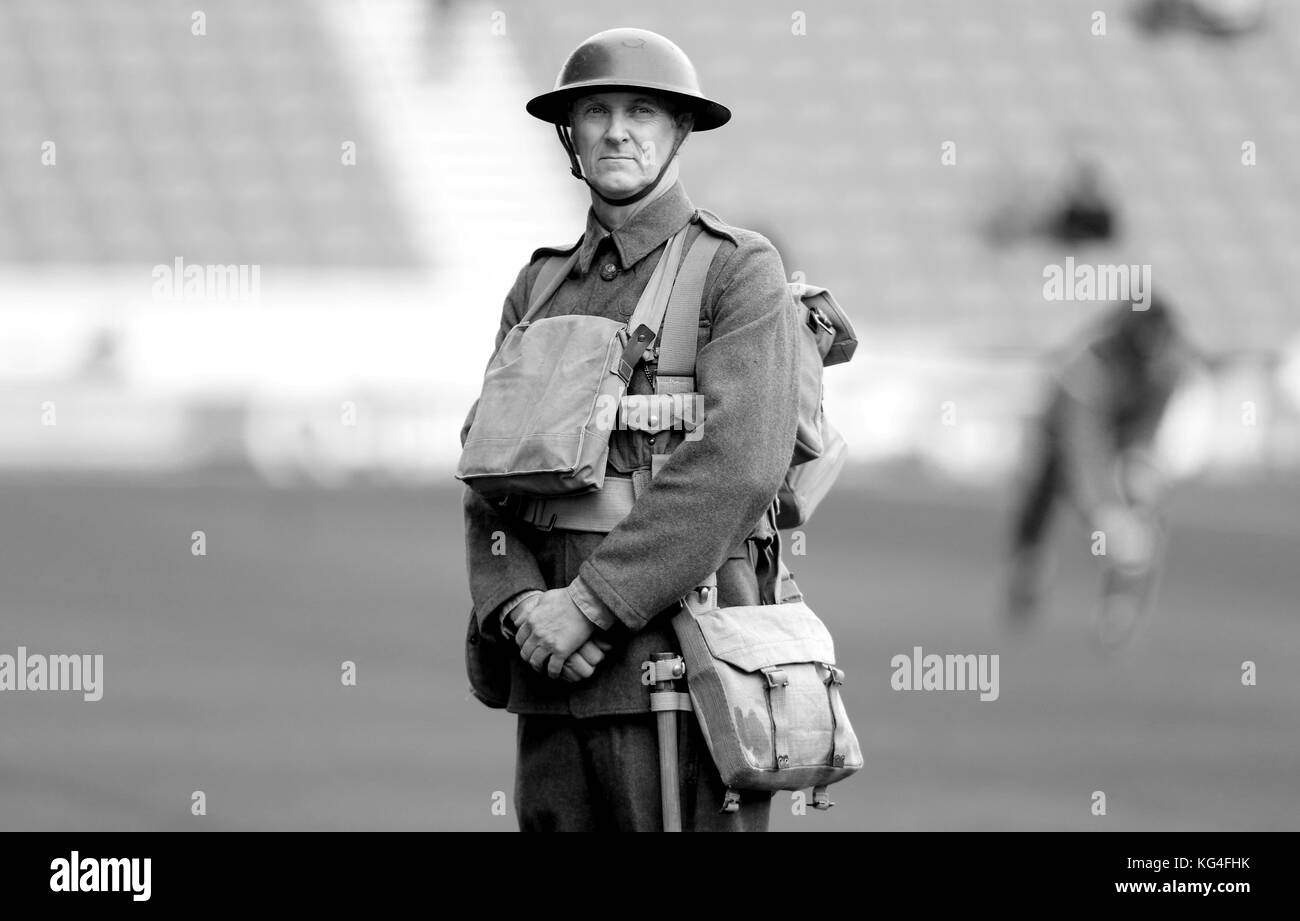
602, 111, 630, 144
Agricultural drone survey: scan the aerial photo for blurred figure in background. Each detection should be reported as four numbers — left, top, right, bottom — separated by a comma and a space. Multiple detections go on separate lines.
1042, 161, 1117, 247
1006, 296, 1202, 649
1135, 0, 1267, 37
985, 157, 1118, 248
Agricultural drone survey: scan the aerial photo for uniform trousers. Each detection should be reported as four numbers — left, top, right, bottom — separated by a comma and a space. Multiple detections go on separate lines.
514, 710, 773, 832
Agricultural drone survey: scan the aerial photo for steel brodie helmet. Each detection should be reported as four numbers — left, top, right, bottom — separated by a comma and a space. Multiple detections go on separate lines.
526, 28, 731, 205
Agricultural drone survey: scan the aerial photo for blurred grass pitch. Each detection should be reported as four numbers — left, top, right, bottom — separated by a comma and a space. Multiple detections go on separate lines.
0, 470, 1296, 831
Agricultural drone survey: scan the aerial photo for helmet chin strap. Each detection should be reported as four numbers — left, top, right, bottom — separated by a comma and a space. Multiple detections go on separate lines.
557, 123, 687, 207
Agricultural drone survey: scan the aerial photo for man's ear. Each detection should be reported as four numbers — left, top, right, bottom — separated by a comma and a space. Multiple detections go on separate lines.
675, 111, 695, 144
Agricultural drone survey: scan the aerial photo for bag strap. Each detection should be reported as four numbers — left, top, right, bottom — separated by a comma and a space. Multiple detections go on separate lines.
519, 226, 691, 335
654, 226, 791, 608
653, 228, 724, 394
627, 226, 689, 340
520, 250, 580, 325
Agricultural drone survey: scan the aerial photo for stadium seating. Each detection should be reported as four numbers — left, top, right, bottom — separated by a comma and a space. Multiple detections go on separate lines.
505, 0, 1300, 353
0, 0, 419, 267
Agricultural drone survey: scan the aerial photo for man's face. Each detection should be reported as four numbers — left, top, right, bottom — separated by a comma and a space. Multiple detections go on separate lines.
569, 91, 689, 198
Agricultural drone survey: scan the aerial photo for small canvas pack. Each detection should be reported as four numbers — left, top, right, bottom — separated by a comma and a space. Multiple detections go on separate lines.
455, 228, 689, 500
669, 562, 863, 803
777, 415, 848, 529
778, 282, 856, 528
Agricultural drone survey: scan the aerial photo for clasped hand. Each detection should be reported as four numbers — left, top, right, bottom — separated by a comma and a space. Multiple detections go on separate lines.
510, 589, 612, 682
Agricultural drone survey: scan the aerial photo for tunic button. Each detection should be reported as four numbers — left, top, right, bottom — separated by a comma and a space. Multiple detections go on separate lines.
600, 263, 619, 281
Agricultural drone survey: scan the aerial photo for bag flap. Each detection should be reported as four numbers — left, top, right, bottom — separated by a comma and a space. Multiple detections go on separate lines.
689, 601, 836, 672
790, 283, 858, 367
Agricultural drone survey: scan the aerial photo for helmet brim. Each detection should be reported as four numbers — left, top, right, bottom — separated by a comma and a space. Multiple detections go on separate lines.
526, 82, 731, 131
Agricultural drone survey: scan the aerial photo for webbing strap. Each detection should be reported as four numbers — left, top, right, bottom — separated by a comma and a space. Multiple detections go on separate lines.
680, 569, 719, 612
654, 230, 723, 387
514, 476, 637, 533
643, 656, 685, 683
775, 552, 803, 604
651, 224, 783, 603
627, 226, 688, 339
649, 691, 693, 713
821, 663, 850, 769
764, 667, 791, 770
520, 250, 580, 325
518, 224, 687, 333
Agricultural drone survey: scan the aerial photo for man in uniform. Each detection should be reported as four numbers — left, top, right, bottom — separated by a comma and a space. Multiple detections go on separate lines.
1006, 296, 1199, 649
460, 29, 800, 831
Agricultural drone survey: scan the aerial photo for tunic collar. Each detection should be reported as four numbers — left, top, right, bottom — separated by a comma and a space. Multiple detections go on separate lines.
575, 180, 696, 276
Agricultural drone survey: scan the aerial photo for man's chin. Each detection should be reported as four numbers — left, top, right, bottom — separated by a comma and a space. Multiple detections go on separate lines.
591, 179, 651, 201
589, 165, 654, 198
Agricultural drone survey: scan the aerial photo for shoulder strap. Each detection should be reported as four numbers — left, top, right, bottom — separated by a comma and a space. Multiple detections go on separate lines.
649, 225, 779, 607
520, 250, 580, 325
519, 227, 690, 333
654, 228, 724, 394
628, 226, 689, 339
